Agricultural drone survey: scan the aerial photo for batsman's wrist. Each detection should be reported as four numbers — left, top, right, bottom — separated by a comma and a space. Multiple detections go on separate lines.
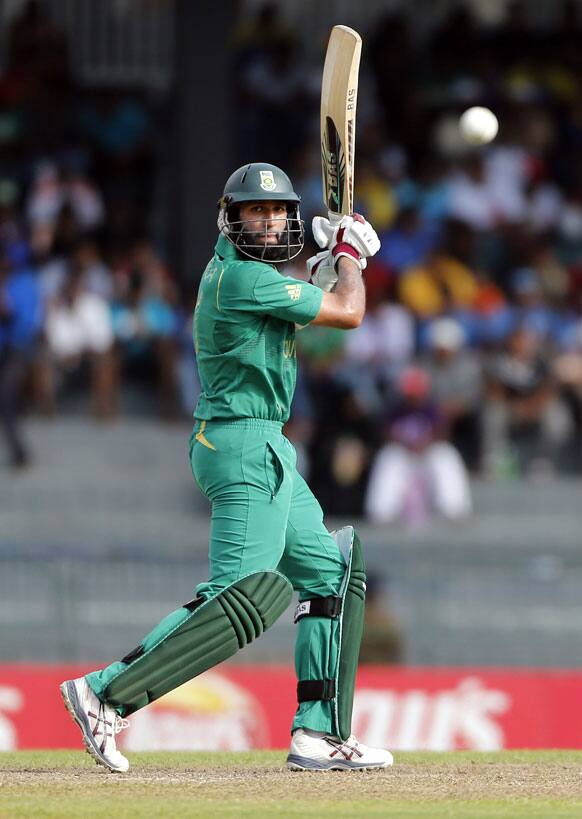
334, 251, 364, 273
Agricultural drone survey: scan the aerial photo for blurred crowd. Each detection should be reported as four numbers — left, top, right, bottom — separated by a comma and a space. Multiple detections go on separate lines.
0, 1, 187, 470
233, 1, 582, 520
3, 1, 582, 528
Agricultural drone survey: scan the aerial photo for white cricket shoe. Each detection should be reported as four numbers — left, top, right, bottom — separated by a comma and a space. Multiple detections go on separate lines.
287, 728, 393, 771
60, 677, 130, 772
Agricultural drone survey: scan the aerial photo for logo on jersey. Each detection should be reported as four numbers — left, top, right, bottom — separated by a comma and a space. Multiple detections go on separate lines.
259, 170, 276, 191
285, 283, 302, 301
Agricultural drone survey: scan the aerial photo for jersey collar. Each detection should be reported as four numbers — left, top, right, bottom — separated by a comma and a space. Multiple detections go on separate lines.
214, 233, 277, 269
215, 233, 242, 260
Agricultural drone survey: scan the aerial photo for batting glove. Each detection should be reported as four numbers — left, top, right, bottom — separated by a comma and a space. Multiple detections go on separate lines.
307, 247, 366, 293
307, 250, 336, 291
312, 213, 381, 266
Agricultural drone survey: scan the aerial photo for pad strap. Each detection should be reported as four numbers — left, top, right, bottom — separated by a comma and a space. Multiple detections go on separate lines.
297, 678, 336, 702
293, 596, 342, 623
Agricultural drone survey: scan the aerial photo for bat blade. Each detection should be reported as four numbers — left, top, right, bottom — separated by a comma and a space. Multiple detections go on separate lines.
320, 25, 361, 218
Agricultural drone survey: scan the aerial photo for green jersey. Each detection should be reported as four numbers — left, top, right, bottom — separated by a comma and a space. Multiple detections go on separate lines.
193, 235, 323, 422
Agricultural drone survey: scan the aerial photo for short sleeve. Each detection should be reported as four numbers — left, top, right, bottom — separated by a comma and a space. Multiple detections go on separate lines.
220, 261, 323, 325
252, 266, 323, 324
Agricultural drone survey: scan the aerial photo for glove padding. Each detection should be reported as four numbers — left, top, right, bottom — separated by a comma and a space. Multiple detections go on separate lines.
307, 248, 367, 293
312, 212, 381, 259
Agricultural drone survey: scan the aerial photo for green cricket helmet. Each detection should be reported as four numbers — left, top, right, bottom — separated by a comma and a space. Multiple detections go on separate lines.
217, 162, 304, 263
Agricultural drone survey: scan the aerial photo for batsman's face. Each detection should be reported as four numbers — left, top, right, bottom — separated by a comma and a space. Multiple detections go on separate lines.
238, 201, 288, 244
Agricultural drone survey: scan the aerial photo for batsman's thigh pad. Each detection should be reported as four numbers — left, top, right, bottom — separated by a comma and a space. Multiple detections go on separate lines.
294, 526, 366, 741
102, 570, 292, 714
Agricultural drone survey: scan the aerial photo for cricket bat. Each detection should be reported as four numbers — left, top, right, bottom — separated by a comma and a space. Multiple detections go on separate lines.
320, 25, 362, 221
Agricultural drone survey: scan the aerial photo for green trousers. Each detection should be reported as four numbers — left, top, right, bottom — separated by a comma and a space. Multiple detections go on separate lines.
87, 419, 347, 735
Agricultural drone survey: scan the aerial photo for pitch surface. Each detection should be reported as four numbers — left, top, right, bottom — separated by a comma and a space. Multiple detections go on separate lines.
2, 750, 582, 817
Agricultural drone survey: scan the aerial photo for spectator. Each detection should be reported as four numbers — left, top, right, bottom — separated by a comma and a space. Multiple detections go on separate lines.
525, 178, 563, 235
297, 323, 373, 515
110, 244, 179, 419
399, 220, 480, 319
60, 156, 105, 233
70, 238, 114, 301
354, 155, 398, 233
446, 154, 499, 233
507, 267, 557, 343
485, 326, 572, 475
0, 242, 42, 468
115, 239, 178, 306
44, 263, 116, 419
446, 150, 529, 232
377, 207, 440, 274
342, 266, 414, 414
472, 271, 512, 346
36, 235, 113, 310
26, 161, 62, 232
365, 366, 472, 524
26, 160, 104, 244
423, 317, 484, 471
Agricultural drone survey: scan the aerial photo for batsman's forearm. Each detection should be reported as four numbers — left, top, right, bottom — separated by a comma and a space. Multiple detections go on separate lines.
332, 257, 366, 326
312, 257, 365, 328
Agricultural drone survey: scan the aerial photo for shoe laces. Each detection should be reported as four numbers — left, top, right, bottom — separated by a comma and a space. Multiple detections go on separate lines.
324, 734, 365, 760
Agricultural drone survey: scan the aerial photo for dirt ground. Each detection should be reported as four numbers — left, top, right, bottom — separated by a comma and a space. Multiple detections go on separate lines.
4, 761, 582, 801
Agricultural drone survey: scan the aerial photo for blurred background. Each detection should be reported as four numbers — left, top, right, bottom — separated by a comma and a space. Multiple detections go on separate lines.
2, 0, 582, 750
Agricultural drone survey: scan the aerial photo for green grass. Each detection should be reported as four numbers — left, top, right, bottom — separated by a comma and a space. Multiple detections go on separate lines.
2, 750, 582, 818
4, 748, 580, 767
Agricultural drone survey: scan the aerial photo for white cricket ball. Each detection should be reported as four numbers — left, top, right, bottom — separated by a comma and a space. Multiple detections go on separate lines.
459, 106, 499, 145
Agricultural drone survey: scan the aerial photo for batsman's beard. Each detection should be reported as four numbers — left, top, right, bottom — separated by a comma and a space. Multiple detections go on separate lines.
225, 216, 304, 263
240, 228, 290, 262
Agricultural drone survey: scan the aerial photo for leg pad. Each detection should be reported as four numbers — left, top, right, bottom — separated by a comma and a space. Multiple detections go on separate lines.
102, 570, 293, 714
293, 527, 366, 741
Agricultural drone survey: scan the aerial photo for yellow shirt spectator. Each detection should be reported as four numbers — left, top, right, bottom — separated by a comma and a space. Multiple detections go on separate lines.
399, 254, 479, 318
355, 165, 397, 233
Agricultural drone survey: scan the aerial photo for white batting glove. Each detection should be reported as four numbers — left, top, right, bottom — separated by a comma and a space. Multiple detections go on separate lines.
312, 213, 380, 265
306, 250, 337, 292
307, 248, 366, 293
311, 215, 337, 249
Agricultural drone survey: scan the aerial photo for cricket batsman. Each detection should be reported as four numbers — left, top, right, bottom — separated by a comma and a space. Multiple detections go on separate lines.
60, 162, 394, 772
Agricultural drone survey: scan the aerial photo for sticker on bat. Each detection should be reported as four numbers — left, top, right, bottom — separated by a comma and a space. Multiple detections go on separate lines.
322, 116, 346, 213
